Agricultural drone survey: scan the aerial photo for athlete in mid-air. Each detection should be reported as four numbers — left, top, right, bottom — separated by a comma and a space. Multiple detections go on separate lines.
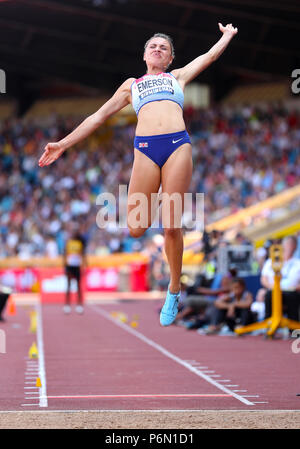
39, 23, 238, 326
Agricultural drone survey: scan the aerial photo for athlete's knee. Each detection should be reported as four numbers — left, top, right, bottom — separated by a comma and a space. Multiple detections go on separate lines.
128, 226, 147, 239
164, 227, 182, 239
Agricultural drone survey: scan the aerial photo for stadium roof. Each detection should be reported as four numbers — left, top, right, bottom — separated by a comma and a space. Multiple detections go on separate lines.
0, 0, 299, 110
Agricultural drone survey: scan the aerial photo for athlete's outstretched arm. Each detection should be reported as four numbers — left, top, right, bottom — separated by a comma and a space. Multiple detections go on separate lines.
172, 23, 238, 87
38, 77, 135, 167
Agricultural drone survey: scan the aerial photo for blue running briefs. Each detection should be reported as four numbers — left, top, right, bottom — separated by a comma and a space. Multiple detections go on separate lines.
134, 130, 191, 168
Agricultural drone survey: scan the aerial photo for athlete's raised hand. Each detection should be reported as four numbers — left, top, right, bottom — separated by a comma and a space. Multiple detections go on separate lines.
218, 23, 238, 37
38, 142, 65, 167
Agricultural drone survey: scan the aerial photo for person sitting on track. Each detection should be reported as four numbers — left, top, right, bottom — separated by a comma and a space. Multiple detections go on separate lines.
38, 23, 238, 326
204, 277, 253, 335
175, 272, 233, 328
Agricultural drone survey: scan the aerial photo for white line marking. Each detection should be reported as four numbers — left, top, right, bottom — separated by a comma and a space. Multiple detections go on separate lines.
91, 306, 254, 406
42, 393, 232, 400
242, 395, 260, 398
6, 409, 300, 413
24, 387, 40, 389
21, 404, 40, 406
253, 402, 269, 404
36, 302, 48, 408
225, 385, 239, 387
25, 382, 37, 384
218, 380, 231, 383
233, 390, 247, 392
210, 375, 221, 378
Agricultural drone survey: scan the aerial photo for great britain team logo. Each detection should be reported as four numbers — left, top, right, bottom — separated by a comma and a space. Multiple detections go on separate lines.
138, 142, 148, 148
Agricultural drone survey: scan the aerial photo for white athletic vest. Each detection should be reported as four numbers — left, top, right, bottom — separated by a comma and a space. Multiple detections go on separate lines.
131, 72, 184, 115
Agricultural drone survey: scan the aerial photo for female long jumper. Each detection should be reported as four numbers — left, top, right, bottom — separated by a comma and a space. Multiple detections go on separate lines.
39, 23, 238, 326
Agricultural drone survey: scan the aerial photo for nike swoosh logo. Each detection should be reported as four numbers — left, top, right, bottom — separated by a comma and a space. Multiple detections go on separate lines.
172, 138, 183, 144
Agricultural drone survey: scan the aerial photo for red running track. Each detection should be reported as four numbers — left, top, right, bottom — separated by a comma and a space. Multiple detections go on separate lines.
1, 299, 300, 411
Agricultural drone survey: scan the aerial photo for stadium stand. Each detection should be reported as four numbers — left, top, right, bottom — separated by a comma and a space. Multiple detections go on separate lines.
1, 99, 300, 261
221, 81, 290, 105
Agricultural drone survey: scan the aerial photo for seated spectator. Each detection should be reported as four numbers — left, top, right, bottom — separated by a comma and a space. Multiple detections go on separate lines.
204, 277, 253, 334
294, 231, 300, 259
174, 270, 238, 329
250, 288, 266, 322
261, 235, 300, 322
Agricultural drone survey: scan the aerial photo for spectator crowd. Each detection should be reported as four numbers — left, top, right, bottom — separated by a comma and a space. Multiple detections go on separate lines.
0, 102, 300, 259
1, 100, 300, 333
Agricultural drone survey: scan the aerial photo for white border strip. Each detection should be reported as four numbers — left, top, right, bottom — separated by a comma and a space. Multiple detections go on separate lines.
91, 306, 254, 406
2, 409, 300, 413
36, 303, 48, 407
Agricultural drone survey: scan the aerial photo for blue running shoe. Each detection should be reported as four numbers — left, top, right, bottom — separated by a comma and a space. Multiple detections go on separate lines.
160, 288, 180, 326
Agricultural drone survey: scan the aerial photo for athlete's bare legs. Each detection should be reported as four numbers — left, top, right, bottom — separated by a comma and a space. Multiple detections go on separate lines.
66, 274, 71, 305
127, 144, 192, 294
127, 148, 161, 237
161, 143, 193, 294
